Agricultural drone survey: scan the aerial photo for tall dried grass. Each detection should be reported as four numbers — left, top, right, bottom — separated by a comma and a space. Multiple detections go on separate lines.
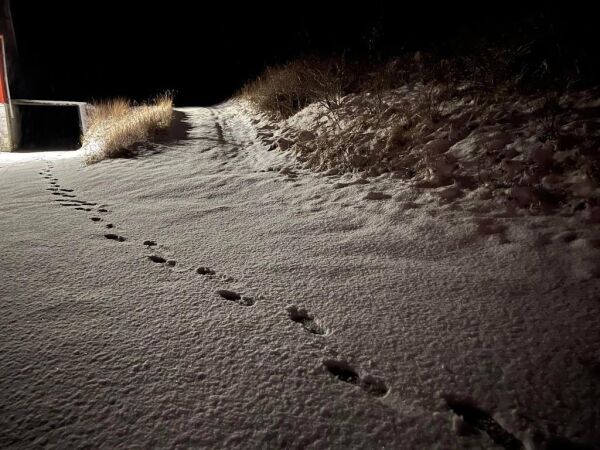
82, 94, 173, 164
240, 57, 356, 120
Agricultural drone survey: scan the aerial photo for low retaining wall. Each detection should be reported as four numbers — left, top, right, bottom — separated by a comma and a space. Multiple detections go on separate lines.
0, 103, 12, 151
1, 100, 89, 151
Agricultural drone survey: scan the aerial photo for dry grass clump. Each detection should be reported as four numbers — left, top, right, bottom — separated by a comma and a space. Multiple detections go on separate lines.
240, 61, 313, 119
82, 93, 173, 164
240, 58, 356, 120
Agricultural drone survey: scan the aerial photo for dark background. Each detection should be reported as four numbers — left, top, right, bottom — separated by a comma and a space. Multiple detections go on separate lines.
10, 1, 599, 105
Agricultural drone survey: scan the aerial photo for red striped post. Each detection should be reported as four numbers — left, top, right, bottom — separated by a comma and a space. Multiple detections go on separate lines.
0, 34, 7, 104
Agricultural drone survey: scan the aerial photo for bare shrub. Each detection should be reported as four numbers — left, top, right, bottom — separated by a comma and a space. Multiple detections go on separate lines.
240, 61, 312, 119
240, 57, 355, 122
303, 58, 353, 129
82, 93, 173, 164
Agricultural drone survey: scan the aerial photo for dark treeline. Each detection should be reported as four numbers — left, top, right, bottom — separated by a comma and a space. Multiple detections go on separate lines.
10, 1, 599, 105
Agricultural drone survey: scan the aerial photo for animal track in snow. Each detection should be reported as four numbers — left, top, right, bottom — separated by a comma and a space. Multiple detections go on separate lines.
74, 207, 92, 211
196, 267, 215, 275
217, 290, 255, 306
143, 240, 157, 247
323, 359, 389, 398
286, 305, 327, 335
90, 217, 102, 222
148, 255, 175, 266
444, 396, 523, 450
105, 234, 126, 242
148, 255, 167, 263
105, 224, 114, 229
323, 359, 359, 384
98, 208, 109, 213
360, 375, 390, 398
364, 191, 391, 200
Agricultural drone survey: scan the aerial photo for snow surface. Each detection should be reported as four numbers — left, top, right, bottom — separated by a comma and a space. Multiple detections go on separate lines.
1, 103, 599, 449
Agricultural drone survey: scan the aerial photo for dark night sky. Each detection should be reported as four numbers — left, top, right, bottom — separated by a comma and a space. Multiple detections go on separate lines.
9, 1, 598, 105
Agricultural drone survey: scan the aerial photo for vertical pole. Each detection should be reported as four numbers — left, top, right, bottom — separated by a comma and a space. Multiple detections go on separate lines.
0, 33, 13, 150
0, 34, 13, 114
0, 35, 7, 104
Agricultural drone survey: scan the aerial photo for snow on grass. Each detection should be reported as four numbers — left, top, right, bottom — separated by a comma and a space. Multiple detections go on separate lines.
82, 94, 173, 164
241, 83, 600, 220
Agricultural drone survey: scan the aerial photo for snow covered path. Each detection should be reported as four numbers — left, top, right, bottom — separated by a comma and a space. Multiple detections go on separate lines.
1, 104, 599, 449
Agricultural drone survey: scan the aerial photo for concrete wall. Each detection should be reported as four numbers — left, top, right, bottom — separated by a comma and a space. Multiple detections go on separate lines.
3, 102, 90, 151
0, 103, 12, 150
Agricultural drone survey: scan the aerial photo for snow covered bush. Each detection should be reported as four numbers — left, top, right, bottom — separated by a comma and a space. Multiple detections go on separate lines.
243, 66, 600, 215
82, 94, 173, 164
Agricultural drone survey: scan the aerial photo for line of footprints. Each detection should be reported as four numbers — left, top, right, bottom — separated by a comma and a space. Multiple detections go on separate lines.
39, 161, 389, 400
39, 162, 528, 445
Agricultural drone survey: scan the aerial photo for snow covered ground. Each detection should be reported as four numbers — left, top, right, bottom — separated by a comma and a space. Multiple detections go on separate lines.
1, 103, 599, 449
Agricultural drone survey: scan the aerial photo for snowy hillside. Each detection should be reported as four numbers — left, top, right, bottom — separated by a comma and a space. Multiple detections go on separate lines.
1, 103, 599, 449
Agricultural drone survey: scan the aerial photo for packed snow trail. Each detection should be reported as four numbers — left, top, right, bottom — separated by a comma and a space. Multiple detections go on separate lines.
1, 104, 599, 449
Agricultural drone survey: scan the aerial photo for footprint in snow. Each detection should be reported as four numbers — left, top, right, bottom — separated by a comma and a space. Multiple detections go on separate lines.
105, 224, 114, 229
364, 191, 391, 200
143, 240, 157, 247
197, 266, 216, 275
148, 255, 166, 263
148, 255, 177, 266
286, 305, 327, 335
444, 395, 523, 449
217, 289, 255, 306
90, 217, 102, 222
105, 234, 126, 242
323, 359, 388, 398
324, 359, 358, 384
98, 208, 109, 213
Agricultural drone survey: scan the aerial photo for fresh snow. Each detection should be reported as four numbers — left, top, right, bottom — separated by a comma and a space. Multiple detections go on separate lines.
1, 102, 599, 449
